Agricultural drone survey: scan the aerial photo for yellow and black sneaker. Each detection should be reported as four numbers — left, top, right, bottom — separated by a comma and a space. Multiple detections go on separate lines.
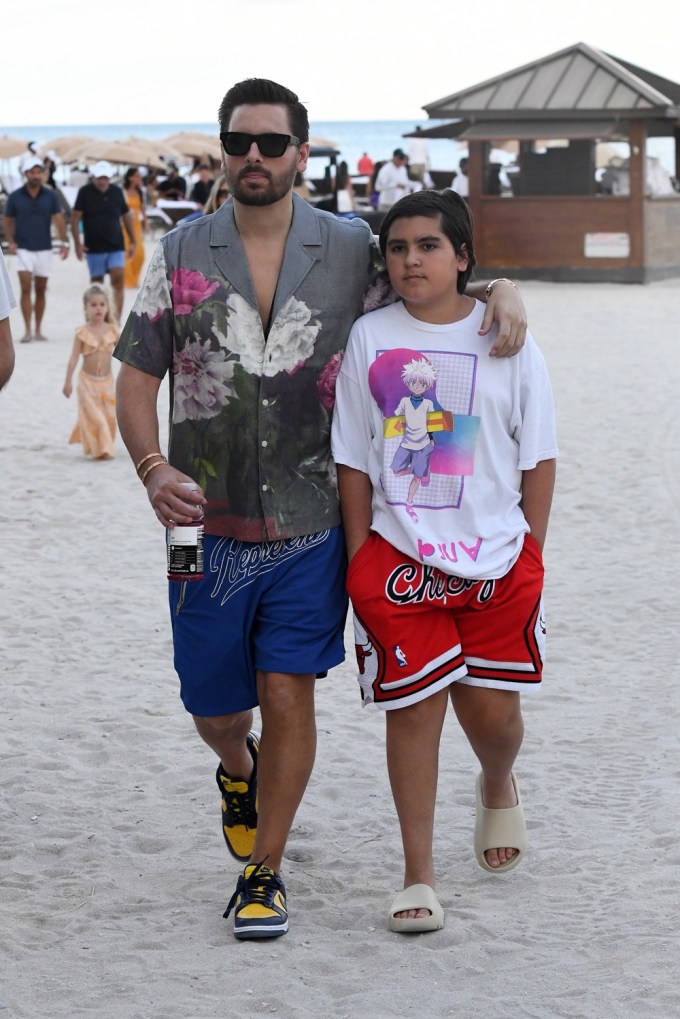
224, 860, 288, 939
215, 730, 260, 863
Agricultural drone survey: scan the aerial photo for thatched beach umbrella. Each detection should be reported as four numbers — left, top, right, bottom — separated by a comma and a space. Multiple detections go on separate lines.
161, 131, 222, 162
94, 140, 168, 171
118, 136, 185, 166
42, 135, 98, 159
0, 134, 29, 158
57, 138, 109, 164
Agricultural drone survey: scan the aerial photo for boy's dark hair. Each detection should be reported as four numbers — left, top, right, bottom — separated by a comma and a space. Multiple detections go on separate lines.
379, 189, 476, 293
218, 78, 309, 143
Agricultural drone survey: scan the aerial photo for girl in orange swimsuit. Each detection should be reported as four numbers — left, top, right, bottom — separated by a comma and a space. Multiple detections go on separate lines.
63, 284, 120, 460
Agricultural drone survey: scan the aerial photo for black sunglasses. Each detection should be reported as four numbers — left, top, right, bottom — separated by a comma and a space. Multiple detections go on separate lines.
220, 132, 300, 158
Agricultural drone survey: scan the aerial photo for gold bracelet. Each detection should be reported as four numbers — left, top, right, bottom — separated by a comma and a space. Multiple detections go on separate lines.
140, 459, 168, 484
136, 451, 166, 473
484, 278, 517, 299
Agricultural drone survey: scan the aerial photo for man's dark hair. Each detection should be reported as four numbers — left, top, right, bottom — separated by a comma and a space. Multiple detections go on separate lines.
378, 189, 476, 293
218, 78, 309, 142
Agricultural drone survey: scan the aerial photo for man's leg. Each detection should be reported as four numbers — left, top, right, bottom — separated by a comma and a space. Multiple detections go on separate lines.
248, 670, 316, 875
108, 267, 125, 321
223, 671, 315, 939
449, 684, 524, 868
193, 709, 255, 782
385, 688, 448, 918
17, 271, 33, 340
33, 276, 48, 340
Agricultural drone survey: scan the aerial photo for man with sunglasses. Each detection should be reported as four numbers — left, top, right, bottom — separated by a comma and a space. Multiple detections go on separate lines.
114, 77, 528, 940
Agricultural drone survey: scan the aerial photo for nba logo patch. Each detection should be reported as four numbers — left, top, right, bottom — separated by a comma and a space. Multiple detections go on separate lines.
393, 644, 408, 667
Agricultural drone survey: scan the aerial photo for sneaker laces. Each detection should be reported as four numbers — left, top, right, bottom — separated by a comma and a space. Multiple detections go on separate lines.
218, 769, 257, 830
224, 859, 285, 918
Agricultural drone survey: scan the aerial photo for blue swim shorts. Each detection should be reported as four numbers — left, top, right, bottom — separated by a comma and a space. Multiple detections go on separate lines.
169, 527, 348, 717
86, 250, 125, 277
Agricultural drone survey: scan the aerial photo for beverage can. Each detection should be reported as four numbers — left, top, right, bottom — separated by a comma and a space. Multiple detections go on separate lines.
167, 482, 204, 582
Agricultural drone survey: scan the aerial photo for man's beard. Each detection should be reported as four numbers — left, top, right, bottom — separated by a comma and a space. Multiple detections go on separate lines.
226, 162, 297, 207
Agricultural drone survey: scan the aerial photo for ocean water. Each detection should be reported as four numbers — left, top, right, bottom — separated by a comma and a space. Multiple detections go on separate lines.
2, 119, 465, 177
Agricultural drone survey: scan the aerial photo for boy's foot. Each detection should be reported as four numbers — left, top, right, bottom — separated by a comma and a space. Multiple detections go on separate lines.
474, 772, 526, 873
388, 884, 444, 933
215, 730, 260, 862
34, 333, 48, 341
20, 335, 32, 343
224, 860, 288, 939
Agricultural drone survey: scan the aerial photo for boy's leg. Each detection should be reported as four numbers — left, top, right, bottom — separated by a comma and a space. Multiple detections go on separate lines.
386, 687, 449, 916
449, 684, 523, 868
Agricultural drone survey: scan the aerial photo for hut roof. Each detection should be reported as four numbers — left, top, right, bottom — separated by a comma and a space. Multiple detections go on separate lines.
418, 42, 680, 138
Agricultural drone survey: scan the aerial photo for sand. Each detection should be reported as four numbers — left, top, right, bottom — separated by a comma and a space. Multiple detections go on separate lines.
1, 248, 678, 1018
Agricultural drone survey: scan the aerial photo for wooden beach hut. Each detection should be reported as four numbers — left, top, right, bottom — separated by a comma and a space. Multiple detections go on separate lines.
410, 43, 680, 282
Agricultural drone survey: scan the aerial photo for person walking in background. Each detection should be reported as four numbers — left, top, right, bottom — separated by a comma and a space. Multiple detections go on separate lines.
335, 160, 356, 213
357, 152, 374, 175
71, 161, 136, 322
203, 175, 231, 214
63, 283, 119, 461
366, 160, 386, 207
451, 156, 470, 197
3, 155, 69, 343
189, 164, 215, 208
122, 168, 148, 289
0, 250, 17, 390
332, 189, 557, 933
407, 126, 430, 183
375, 149, 415, 210
157, 162, 187, 201
113, 76, 530, 942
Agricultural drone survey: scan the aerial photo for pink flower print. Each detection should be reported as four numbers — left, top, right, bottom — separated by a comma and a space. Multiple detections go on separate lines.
171, 269, 219, 315
317, 351, 344, 411
362, 272, 398, 314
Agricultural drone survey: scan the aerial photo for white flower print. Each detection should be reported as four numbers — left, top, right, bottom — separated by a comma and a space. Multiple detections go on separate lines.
133, 243, 172, 321
172, 336, 235, 423
212, 293, 265, 375
212, 293, 321, 377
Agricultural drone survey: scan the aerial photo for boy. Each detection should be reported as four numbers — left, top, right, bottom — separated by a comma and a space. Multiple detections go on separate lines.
331, 189, 557, 934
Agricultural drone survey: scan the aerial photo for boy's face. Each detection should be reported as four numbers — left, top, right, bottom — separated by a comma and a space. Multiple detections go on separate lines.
385, 214, 468, 320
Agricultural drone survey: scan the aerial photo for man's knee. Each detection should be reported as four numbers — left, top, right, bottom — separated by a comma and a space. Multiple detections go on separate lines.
193, 711, 250, 737
34, 277, 48, 295
18, 272, 33, 296
256, 672, 315, 715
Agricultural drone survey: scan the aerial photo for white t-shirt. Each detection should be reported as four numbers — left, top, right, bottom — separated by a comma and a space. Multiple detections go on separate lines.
375, 161, 412, 207
331, 300, 558, 580
450, 172, 469, 197
0, 251, 17, 320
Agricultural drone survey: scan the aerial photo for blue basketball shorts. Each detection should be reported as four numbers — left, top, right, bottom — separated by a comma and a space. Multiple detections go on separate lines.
169, 527, 348, 717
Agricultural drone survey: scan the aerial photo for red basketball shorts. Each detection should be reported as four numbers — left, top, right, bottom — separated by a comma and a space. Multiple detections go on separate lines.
346, 531, 546, 709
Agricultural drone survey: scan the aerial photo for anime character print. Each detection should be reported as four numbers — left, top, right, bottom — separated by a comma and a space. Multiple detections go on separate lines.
368, 346, 481, 523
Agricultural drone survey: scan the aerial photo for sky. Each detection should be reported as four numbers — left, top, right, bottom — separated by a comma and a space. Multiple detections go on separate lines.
2, 0, 677, 127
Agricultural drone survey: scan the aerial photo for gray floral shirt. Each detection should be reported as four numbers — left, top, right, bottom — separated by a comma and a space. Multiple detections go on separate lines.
114, 195, 379, 541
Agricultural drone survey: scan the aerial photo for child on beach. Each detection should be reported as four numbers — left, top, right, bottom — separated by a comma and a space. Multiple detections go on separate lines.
63, 284, 119, 460
331, 189, 558, 933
